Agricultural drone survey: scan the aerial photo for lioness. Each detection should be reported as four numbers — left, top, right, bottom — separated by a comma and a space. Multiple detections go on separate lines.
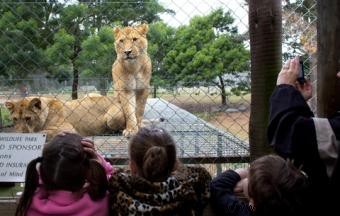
5, 95, 125, 140
112, 23, 152, 136
5, 97, 76, 141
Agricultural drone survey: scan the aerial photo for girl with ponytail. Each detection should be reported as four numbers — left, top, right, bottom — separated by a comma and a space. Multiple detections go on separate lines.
108, 126, 212, 215
15, 133, 113, 216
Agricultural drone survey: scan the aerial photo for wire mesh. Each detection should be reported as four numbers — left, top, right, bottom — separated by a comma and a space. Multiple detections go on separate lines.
0, 1, 318, 194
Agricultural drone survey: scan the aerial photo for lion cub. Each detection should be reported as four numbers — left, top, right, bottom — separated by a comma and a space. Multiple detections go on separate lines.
112, 24, 152, 137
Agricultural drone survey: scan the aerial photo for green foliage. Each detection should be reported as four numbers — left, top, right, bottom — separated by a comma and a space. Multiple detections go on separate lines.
282, 0, 317, 61
78, 26, 115, 85
0, 106, 12, 127
0, 1, 249, 103
148, 21, 175, 86
0, 0, 168, 83
46, 29, 75, 64
0, 2, 50, 79
162, 9, 250, 95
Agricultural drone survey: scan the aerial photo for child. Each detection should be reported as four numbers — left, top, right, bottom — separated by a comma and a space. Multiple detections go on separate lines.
15, 133, 113, 216
210, 154, 309, 216
108, 126, 212, 215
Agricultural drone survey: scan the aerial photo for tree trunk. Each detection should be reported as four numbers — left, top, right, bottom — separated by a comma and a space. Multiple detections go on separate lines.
99, 79, 108, 96
71, 24, 81, 100
316, 0, 340, 117
218, 75, 227, 105
249, 0, 282, 160
71, 45, 80, 100
71, 63, 79, 100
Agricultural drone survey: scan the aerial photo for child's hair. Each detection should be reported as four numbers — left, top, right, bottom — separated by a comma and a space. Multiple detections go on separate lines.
248, 154, 309, 216
15, 133, 108, 216
129, 126, 177, 182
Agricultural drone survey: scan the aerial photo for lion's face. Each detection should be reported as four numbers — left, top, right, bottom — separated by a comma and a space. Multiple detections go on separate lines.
5, 98, 46, 133
114, 24, 149, 61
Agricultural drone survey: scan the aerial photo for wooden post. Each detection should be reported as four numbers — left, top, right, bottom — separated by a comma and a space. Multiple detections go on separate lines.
317, 0, 340, 117
249, 0, 282, 160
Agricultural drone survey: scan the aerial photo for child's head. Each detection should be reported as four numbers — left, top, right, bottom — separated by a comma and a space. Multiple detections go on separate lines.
41, 133, 105, 192
16, 133, 108, 216
128, 126, 177, 182
248, 154, 308, 216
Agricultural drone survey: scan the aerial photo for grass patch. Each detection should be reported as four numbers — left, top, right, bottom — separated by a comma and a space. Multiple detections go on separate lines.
0, 107, 12, 127
0, 183, 23, 198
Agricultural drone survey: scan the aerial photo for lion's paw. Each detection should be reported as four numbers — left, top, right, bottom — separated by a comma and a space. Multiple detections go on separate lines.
123, 128, 138, 138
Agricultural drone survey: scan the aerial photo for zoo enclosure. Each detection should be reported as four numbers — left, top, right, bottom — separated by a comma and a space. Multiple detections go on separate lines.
0, 0, 318, 170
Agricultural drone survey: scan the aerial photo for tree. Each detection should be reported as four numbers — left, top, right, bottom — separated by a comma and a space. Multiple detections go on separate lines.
44, 0, 170, 99
78, 26, 115, 95
249, 0, 282, 160
162, 9, 249, 105
282, 0, 317, 59
45, 4, 90, 99
0, 1, 62, 79
79, 0, 174, 32
282, 0, 318, 112
147, 21, 175, 87
45, 29, 76, 83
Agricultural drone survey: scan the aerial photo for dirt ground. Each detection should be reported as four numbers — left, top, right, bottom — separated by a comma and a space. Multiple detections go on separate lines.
170, 99, 250, 141
208, 111, 250, 141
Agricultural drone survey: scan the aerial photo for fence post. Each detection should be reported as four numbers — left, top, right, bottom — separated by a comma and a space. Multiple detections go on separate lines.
249, 0, 282, 160
316, 0, 340, 117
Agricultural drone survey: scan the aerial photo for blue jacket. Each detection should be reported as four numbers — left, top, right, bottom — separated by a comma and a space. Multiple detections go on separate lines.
210, 170, 252, 216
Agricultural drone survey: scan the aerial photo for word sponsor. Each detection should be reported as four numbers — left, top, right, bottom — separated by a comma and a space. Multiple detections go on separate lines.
0, 133, 46, 182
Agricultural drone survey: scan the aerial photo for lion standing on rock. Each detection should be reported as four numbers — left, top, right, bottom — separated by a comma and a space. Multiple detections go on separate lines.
112, 24, 152, 137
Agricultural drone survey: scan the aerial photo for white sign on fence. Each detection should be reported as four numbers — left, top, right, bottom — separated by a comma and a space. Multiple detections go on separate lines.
0, 133, 46, 182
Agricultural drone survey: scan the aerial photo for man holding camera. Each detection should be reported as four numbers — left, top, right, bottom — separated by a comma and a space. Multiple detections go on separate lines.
268, 56, 340, 214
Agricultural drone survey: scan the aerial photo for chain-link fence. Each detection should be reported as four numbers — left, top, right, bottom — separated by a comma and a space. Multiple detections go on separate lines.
0, 0, 317, 188
282, 0, 317, 111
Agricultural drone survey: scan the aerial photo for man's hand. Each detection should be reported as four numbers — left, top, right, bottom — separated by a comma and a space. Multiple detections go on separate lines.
296, 80, 313, 101
277, 57, 299, 86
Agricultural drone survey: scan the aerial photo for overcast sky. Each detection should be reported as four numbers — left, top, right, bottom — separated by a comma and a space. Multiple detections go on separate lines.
158, 0, 249, 33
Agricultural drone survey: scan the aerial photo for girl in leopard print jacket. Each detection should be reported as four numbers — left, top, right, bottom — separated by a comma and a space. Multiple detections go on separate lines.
108, 126, 212, 216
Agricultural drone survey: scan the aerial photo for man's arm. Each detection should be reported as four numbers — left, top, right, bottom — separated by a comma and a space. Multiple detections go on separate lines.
268, 84, 315, 158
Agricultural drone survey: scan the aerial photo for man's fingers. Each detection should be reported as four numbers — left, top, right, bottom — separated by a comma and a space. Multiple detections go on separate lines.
289, 57, 298, 73
282, 60, 290, 70
337, 71, 340, 78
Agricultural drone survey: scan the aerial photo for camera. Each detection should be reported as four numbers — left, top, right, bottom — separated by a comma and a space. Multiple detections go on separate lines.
297, 58, 305, 84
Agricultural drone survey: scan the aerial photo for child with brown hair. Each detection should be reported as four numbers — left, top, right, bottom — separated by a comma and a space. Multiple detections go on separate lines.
210, 154, 309, 216
108, 126, 212, 215
15, 133, 113, 216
